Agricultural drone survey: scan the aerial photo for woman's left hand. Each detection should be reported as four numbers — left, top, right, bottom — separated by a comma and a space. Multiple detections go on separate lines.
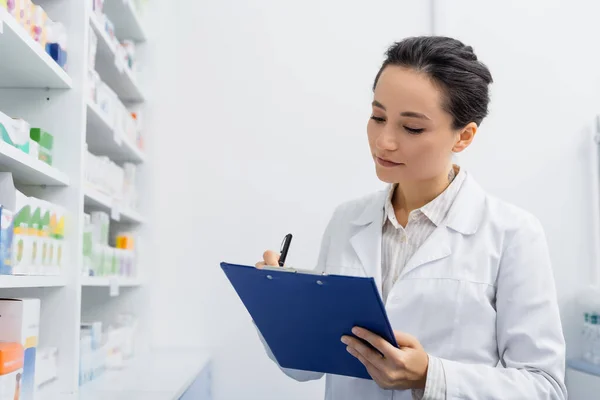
342, 327, 429, 390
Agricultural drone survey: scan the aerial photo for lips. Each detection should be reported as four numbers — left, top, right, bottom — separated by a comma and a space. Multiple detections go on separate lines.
376, 156, 403, 167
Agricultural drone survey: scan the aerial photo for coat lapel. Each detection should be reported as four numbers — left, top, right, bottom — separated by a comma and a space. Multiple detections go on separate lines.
399, 225, 451, 279
349, 191, 387, 294
399, 173, 487, 279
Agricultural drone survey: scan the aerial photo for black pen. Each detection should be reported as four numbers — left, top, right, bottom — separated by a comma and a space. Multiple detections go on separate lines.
279, 233, 293, 267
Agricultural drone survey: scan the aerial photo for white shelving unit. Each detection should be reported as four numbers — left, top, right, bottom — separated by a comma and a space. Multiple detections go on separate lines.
0, 1, 205, 399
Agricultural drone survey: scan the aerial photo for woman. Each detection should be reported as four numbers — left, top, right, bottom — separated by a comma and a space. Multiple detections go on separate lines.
256, 36, 567, 400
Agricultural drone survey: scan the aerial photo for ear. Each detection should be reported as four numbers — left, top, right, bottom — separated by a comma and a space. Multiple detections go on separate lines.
452, 122, 478, 153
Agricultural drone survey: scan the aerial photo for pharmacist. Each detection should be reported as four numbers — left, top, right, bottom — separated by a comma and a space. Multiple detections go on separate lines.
256, 36, 567, 400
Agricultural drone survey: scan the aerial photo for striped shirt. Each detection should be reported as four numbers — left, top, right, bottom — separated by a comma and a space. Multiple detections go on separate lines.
381, 164, 466, 400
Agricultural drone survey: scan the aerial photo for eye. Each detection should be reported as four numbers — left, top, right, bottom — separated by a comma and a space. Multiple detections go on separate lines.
404, 126, 425, 134
370, 115, 386, 123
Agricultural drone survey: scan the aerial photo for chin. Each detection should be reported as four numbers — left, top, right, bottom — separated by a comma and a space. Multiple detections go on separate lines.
374, 165, 402, 184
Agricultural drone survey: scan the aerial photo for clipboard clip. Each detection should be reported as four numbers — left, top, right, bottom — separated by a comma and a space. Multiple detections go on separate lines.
262, 265, 327, 276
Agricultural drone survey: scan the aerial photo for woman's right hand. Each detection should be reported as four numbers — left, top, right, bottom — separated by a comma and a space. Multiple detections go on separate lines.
255, 250, 280, 269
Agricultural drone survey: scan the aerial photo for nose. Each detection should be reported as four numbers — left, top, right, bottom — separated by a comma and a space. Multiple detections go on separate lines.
375, 125, 398, 151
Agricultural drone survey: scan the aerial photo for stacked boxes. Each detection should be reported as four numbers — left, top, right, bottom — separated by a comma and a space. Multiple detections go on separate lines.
12, 193, 66, 276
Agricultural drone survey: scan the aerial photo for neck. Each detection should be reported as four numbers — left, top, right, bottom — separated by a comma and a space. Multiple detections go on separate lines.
393, 164, 457, 213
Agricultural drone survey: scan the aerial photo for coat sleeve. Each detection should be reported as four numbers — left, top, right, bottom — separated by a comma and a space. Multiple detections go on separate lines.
441, 216, 567, 399
255, 207, 340, 382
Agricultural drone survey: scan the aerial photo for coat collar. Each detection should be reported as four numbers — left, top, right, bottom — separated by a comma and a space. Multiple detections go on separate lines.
350, 171, 487, 235
348, 171, 487, 293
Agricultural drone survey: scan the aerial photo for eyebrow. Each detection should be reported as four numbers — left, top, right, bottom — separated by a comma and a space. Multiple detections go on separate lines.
371, 100, 431, 120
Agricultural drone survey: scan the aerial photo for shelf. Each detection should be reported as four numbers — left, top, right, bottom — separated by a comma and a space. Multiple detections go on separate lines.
0, 275, 67, 288
86, 102, 146, 163
84, 185, 113, 209
102, 0, 147, 42
90, 15, 145, 102
0, 140, 69, 186
0, 8, 72, 89
121, 207, 145, 224
567, 358, 600, 377
79, 350, 210, 400
81, 276, 142, 287
84, 186, 145, 224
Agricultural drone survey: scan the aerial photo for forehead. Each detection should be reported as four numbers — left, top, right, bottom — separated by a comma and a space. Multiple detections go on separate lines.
374, 65, 443, 114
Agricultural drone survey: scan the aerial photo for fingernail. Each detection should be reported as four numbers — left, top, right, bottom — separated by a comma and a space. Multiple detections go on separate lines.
346, 346, 353, 354
352, 327, 360, 335
341, 337, 348, 344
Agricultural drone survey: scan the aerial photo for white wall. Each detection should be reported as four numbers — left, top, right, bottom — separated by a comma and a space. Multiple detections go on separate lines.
434, 1, 600, 397
145, 1, 431, 399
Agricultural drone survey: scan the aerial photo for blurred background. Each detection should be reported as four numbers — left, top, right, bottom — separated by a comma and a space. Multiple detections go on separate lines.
1, 0, 600, 399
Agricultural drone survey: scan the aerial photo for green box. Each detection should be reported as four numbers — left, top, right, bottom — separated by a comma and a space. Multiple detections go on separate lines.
30, 128, 54, 166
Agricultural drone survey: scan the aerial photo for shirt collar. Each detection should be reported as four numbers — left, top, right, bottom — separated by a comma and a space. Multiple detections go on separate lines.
383, 165, 467, 228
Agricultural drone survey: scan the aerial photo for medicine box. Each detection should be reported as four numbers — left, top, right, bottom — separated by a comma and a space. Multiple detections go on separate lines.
0, 342, 24, 400
0, 299, 40, 400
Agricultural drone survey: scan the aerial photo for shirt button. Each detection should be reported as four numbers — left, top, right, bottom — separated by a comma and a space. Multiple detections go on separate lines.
401, 235, 408, 242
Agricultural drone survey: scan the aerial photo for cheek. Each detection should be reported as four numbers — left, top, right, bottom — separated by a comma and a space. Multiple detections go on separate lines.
366, 121, 379, 147
402, 136, 446, 167
396, 135, 431, 159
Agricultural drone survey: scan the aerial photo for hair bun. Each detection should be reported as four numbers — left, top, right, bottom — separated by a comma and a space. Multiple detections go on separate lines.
463, 46, 478, 61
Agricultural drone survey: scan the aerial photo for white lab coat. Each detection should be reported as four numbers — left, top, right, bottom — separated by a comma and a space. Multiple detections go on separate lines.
259, 171, 567, 400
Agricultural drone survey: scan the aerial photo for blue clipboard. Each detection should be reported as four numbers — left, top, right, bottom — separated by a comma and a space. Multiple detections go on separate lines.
221, 262, 397, 380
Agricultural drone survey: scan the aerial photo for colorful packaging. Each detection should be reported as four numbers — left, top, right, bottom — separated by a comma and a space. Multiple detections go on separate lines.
0, 206, 14, 275
46, 204, 56, 271
45, 21, 68, 70
11, 194, 30, 276
11, 0, 32, 30
29, 129, 53, 166
50, 205, 65, 275
30, 5, 47, 47
37, 201, 50, 274
115, 234, 134, 250
0, 342, 24, 400
27, 199, 40, 274
0, 299, 40, 400
0, 112, 30, 154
